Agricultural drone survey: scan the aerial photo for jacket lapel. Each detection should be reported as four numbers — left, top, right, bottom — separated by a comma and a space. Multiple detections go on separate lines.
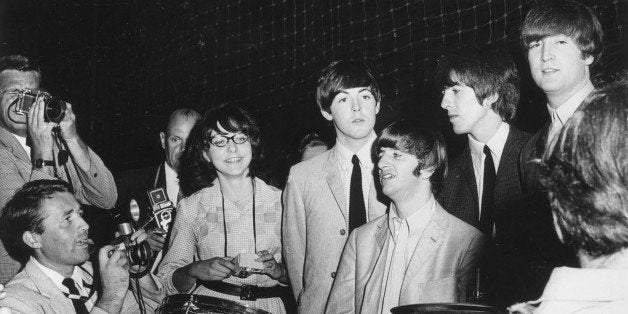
24, 259, 76, 314
401, 205, 448, 293
0, 127, 30, 163
460, 148, 479, 216
360, 217, 391, 313
324, 146, 348, 221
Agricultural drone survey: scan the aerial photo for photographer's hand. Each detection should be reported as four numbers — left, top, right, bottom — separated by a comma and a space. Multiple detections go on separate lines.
28, 98, 55, 166
95, 245, 129, 314
57, 102, 91, 171
146, 228, 167, 252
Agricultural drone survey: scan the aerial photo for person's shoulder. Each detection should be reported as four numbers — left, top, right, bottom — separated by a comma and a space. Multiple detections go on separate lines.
437, 204, 482, 237
255, 177, 282, 201
355, 214, 388, 237
287, 147, 334, 182
508, 125, 533, 146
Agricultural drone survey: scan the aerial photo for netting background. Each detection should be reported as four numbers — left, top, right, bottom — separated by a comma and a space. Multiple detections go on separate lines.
1, 0, 626, 183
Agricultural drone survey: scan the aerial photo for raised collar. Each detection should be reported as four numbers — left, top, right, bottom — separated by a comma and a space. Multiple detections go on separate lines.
547, 81, 594, 127
31, 256, 83, 293
388, 195, 436, 242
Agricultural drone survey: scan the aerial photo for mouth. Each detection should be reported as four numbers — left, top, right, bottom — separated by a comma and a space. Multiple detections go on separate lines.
77, 238, 94, 247
448, 115, 458, 122
225, 157, 243, 164
542, 68, 558, 73
380, 172, 395, 183
352, 118, 365, 124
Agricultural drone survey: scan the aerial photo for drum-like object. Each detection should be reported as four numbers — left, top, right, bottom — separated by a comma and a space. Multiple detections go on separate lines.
156, 294, 271, 314
391, 303, 503, 314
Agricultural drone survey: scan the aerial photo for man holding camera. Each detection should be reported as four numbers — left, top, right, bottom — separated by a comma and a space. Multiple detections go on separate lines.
0, 180, 163, 313
0, 55, 117, 283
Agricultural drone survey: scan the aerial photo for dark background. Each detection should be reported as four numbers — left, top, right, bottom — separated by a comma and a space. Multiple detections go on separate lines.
1, 0, 626, 185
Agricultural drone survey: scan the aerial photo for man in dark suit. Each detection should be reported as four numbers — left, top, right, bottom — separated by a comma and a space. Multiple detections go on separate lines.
437, 46, 530, 306
116, 108, 199, 266
518, 0, 604, 301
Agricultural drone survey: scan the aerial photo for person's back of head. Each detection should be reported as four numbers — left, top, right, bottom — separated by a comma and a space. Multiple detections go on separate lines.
541, 77, 628, 260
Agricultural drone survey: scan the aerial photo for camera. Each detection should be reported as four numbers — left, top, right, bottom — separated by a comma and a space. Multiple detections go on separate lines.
10, 89, 66, 123
111, 222, 152, 268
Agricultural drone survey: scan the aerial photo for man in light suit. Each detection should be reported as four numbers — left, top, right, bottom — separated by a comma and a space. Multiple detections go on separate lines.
0, 180, 163, 313
437, 46, 530, 306
283, 60, 387, 313
326, 121, 485, 314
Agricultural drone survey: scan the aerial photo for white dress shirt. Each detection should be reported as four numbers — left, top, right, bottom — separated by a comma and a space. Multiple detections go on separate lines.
163, 162, 180, 204
335, 133, 377, 213
12, 133, 30, 158
468, 122, 509, 214
31, 256, 96, 311
380, 195, 436, 313
547, 81, 594, 141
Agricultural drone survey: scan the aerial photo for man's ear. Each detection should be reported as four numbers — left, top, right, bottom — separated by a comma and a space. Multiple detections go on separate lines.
419, 167, 435, 180
375, 101, 381, 114
482, 93, 499, 108
160, 132, 166, 150
583, 54, 594, 66
23, 231, 42, 249
320, 109, 333, 122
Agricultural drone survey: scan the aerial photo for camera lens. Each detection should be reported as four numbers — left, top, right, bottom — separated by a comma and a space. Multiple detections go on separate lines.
44, 97, 66, 123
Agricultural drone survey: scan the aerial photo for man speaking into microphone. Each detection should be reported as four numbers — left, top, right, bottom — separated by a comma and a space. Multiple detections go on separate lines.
0, 55, 117, 283
0, 180, 163, 313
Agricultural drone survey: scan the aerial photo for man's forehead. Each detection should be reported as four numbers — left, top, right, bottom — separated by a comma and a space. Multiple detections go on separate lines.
0, 69, 40, 90
42, 192, 80, 217
338, 86, 372, 93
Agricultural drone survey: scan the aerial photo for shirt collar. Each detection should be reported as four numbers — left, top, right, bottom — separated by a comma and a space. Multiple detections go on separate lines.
468, 122, 510, 159
536, 266, 628, 302
388, 195, 436, 241
335, 133, 377, 171
164, 162, 178, 182
11, 133, 30, 156
547, 81, 594, 127
31, 256, 83, 292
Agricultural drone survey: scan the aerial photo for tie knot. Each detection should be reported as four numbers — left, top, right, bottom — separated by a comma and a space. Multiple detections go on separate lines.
483, 145, 491, 156
351, 154, 360, 166
62, 278, 78, 292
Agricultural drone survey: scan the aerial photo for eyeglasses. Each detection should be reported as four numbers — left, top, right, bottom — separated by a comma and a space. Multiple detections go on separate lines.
208, 133, 250, 147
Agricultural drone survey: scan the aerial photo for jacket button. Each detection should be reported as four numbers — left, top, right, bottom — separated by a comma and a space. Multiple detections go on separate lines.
340, 229, 346, 235
331, 272, 336, 278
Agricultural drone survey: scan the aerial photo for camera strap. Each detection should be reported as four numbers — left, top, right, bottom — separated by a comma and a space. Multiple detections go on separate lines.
220, 177, 257, 257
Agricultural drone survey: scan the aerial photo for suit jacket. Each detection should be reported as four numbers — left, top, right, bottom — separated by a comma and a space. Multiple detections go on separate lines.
439, 126, 530, 306
283, 145, 387, 314
0, 127, 117, 283
325, 202, 485, 314
518, 124, 577, 301
0, 258, 163, 313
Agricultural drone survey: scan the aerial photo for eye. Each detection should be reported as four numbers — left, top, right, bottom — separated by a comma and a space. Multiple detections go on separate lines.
528, 41, 541, 49
393, 151, 403, 158
361, 93, 372, 100
556, 40, 568, 45
211, 136, 227, 146
170, 137, 181, 143
337, 97, 347, 103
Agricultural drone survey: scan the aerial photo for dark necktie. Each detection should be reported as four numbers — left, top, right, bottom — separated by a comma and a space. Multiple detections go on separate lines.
480, 145, 496, 236
62, 278, 89, 314
349, 155, 366, 232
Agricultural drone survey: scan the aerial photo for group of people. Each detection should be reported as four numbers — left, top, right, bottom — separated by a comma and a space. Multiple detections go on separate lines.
0, 1, 626, 313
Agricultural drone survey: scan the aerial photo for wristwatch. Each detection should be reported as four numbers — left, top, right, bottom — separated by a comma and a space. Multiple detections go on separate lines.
34, 158, 55, 169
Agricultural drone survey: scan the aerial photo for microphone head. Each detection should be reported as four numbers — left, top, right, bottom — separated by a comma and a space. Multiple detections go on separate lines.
129, 199, 140, 222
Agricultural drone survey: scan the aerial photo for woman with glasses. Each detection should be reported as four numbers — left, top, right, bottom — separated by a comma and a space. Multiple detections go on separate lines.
157, 104, 288, 313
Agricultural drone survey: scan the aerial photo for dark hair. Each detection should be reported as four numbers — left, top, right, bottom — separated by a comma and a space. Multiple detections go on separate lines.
0, 180, 73, 260
376, 120, 448, 194
179, 103, 262, 196
540, 78, 628, 258
316, 60, 381, 113
521, 0, 603, 65
0, 55, 40, 75
436, 45, 520, 122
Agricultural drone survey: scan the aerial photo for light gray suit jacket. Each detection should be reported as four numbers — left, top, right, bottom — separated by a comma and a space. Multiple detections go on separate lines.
0, 259, 163, 313
283, 145, 387, 314
326, 202, 485, 314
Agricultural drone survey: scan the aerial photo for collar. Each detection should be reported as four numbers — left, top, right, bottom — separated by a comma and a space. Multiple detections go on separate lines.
11, 133, 29, 155
547, 81, 594, 127
388, 195, 436, 242
163, 161, 178, 182
468, 122, 509, 160
536, 267, 628, 302
335, 133, 376, 171
31, 256, 83, 293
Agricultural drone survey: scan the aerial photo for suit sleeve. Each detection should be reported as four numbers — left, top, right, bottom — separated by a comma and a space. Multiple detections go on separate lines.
282, 167, 307, 301
456, 230, 486, 302
0, 149, 55, 210
70, 148, 117, 209
325, 229, 357, 314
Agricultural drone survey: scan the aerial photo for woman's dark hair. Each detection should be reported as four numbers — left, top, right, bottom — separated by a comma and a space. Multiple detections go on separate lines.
179, 103, 262, 196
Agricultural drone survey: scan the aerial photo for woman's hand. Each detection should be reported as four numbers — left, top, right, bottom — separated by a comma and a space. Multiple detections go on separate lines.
256, 250, 287, 283
189, 257, 237, 281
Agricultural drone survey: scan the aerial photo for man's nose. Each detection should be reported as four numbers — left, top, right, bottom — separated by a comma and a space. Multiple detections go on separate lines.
351, 96, 361, 112
541, 41, 554, 62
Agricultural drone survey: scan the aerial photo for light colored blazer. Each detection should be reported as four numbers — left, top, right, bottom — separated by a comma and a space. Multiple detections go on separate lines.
283, 145, 387, 314
0, 259, 163, 314
325, 202, 485, 314
0, 126, 117, 283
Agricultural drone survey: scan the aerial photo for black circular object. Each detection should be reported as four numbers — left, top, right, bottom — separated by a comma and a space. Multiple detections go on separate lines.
43, 97, 66, 123
156, 294, 271, 314
391, 303, 503, 314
